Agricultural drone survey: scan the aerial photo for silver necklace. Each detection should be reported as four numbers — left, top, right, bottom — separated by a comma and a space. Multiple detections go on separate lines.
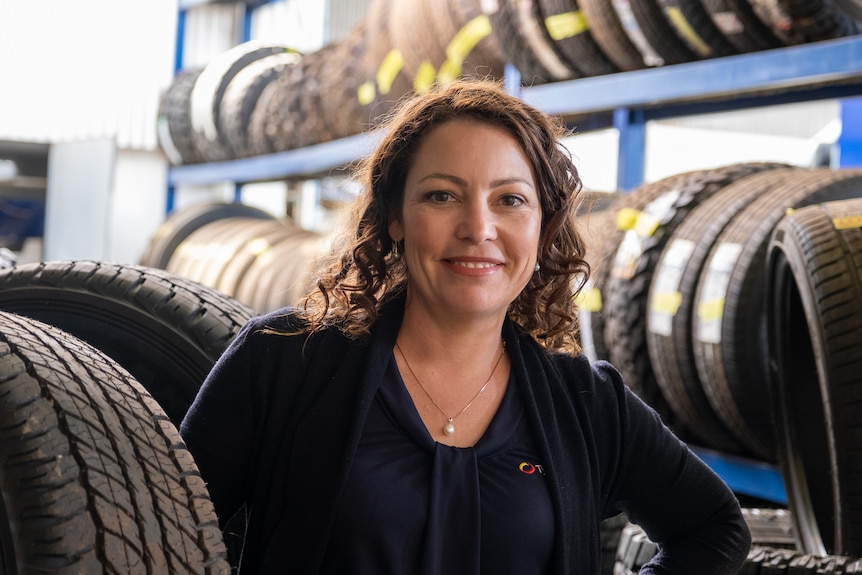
395, 339, 506, 436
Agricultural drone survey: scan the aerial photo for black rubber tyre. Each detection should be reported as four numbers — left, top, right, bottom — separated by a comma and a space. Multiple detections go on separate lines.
700, 0, 784, 52
767, 198, 862, 556
613, 0, 699, 65
615, 509, 803, 574
139, 201, 276, 270
0, 261, 255, 425
487, 0, 560, 84
646, 166, 797, 456
614, 522, 659, 573
834, 0, 862, 20
580, 172, 695, 364
741, 547, 862, 573
655, 0, 738, 58
693, 168, 862, 461
748, 0, 858, 45
743, 508, 797, 550
0, 310, 229, 574
603, 163, 785, 441
537, 0, 620, 76
190, 42, 293, 163
580, 0, 653, 70
218, 51, 300, 159
157, 68, 205, 166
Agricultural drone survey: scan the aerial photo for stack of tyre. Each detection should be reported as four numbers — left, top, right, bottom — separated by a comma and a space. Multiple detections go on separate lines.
157, 0, 859, 165
0, 260, 256, 573
581, 163, 862, 565
138, 201, 327, 313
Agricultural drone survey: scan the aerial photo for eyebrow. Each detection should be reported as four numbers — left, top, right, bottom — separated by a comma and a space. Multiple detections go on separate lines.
418, 172, 534, 188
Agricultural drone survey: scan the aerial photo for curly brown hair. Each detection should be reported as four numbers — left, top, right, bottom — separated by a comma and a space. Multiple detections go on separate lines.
298, 78, 591, 352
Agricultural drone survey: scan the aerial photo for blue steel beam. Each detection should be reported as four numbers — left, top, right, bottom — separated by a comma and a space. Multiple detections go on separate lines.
169, 131, 384, 186
522, 36, 862, 117
691, 447, 787, 504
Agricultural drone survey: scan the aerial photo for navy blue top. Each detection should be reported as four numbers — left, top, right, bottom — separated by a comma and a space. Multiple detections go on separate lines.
320, 355, 554, 575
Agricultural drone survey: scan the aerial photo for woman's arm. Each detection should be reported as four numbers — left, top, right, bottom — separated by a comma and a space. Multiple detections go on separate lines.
596, 362, 752, 574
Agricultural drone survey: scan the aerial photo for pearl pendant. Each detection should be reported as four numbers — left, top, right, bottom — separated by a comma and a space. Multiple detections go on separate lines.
443, 421, 456, 435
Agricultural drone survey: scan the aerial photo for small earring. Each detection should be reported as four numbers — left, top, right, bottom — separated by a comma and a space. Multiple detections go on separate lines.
392, 241, 401, 257
534, 262, 541, 272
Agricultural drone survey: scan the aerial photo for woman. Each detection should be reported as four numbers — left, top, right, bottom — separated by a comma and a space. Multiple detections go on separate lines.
180, 78, 751, 574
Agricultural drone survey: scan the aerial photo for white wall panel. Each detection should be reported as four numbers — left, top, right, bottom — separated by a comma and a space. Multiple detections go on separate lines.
180, 3, 244, 67
250, 0, 326, 52
0, 0, 178, 151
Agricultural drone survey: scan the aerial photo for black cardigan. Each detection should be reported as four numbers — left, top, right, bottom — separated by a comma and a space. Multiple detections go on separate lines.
180, 298, 751, 574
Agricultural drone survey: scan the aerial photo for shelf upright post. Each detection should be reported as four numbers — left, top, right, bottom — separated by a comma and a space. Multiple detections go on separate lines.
504, 63, 522, 96
613, 107, 646, 191
166, 7, 190, 214
241, 2, 253, 43
836, 97, 862, 168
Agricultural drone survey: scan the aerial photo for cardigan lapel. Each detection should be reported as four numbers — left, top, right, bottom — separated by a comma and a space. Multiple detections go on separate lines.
262, 300, 403, 573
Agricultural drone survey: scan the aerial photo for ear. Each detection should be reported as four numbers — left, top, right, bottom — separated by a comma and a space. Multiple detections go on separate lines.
388, 216, 404, 243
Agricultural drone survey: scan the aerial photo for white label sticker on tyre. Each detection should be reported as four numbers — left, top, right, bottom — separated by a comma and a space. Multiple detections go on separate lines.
648, 238, 695, 336
612, 189, 682, 279
696, 242, 742, 344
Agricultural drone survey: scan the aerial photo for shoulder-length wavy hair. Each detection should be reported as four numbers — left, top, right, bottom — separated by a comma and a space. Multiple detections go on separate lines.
297, 78, 591, 352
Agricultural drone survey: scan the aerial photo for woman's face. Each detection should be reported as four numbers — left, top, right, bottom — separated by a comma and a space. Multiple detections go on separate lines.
389, 118, 542, 323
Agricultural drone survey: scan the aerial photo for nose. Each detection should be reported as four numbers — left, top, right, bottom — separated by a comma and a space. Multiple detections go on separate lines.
456, 200, 497, 243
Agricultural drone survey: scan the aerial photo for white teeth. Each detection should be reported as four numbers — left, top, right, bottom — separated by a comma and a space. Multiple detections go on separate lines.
453, 261, 496, 269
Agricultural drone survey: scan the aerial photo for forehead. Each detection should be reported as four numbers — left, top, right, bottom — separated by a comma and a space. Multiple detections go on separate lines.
408, 118, 531, 171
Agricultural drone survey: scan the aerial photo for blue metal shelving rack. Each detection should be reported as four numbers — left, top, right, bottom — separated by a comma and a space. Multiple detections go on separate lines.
169, 4, 862, 503
169, 34, 862, 194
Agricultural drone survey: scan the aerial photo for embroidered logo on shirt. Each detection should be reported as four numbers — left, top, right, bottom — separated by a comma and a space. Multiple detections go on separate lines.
518, 461, 546, 475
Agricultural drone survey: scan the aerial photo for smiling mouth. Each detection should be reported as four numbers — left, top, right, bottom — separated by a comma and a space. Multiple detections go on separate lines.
449, 260, 499, 269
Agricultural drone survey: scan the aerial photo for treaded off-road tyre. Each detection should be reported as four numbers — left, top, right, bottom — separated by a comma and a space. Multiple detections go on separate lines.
692, 168, 862, 461
767, 198, 862, 556
0, 261, 255, 425
0, 310, 229, 574
613, 509, 862, 575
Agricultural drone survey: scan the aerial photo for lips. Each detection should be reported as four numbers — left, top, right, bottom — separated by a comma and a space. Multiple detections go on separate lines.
449, 260, 500, 269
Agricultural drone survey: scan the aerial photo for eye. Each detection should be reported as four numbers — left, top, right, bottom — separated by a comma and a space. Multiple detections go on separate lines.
425, 191, 454, 203
500, 194, 526, 207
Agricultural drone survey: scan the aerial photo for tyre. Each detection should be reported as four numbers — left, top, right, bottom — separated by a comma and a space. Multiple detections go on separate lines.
580, 171, 695, 364
603, 163, 785, 440
139, 201, 276, 270
646, 166, 797, 455
579, 0, 653, 70
699, 0, 784, 52
487, 0, 566, 84
537, 0, 620, 77
767, 198, 862, 556
654, 0, 738, 58
157, 68, 205, 166
0, 261, 255, 425
612, 0, 698, 66
0, 310, 229, 574
692, 168, 862, 461
217, 51, 300, 159
189, 42, 294, 162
